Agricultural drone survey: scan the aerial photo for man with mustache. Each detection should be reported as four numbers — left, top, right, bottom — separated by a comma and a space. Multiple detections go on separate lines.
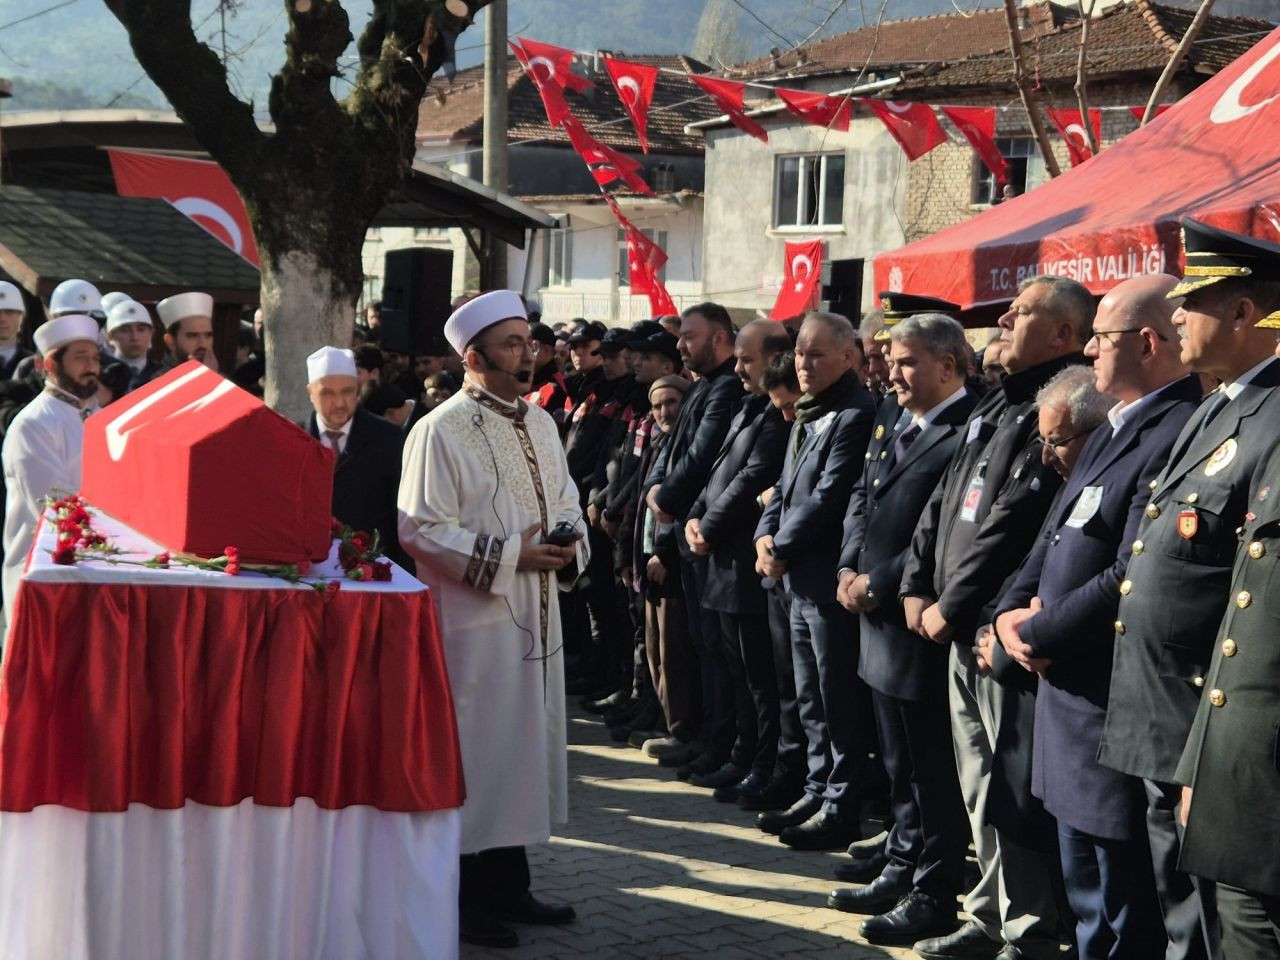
136, 292, 219, 386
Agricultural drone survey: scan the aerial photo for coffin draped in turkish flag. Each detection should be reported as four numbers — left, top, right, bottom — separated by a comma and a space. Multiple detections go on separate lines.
80, 361, 333, 563
874, 26, 1280, 311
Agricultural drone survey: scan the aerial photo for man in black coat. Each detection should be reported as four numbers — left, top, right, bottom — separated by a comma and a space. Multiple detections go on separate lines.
524, 321, 571, 431
644, 303, 745, 778
684, 320, 792, 799
829, 313, 978, 943
753, 312, 875, 851
1099, 222, 1280, 960
901, 276, 1094, 960
995, 277, 1201, 957
301, 347, 407, 569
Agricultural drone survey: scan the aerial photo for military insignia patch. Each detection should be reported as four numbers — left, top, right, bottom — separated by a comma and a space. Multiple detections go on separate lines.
1178, 510, 1199, 539
1259, 485, 1271, 502
1204, 438, 1237, 477
874, 425, 885, 440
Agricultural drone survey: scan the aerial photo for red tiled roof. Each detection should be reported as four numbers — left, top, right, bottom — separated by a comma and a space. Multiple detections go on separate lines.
418, 53, 721, 155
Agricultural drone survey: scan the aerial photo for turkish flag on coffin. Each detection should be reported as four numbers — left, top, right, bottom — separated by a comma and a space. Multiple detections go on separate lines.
80, 361, 333, 564
771, 240, 824, 320
109, 150, 260, 266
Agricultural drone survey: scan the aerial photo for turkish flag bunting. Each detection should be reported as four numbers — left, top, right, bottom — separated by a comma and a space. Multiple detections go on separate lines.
1046, 107, 1103, 167
688, 75, 769, 143
563, 116, 652, 195
108, 150, 259, 266
513, 37, 593, 93
647, 277, 678, 316
627, 226, 669, 293
864, 99, 947, 161
603, 57, 658, 152
776, 88, 852, 132
771, 239, 824, 320
509, 40, 571, 127
939, 106, 1008, 185
1128, 104, 1172, 123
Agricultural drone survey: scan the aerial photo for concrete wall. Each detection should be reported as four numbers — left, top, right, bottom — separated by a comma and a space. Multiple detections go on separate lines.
701, 117, 908, 321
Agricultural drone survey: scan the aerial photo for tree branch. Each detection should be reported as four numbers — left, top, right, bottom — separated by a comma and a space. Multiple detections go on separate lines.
1143, 0, 1215, 125
1074, 0, 1098, 155
1002, 0, 1062, 178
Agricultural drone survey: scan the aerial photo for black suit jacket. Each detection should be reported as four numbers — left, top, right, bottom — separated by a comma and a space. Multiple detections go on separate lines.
304, 408, 408, 568
842, 388, 978, 701
1100, 357, 1280, 784
0, 346, 32, 381
689, 394, 789, 615
998, 374, 1201, 840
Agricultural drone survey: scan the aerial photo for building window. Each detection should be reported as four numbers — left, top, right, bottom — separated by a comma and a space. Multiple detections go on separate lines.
546, 218, 572, 287
773, 153, 845, 228
617, 227, 668, 286
973, 138, 1036, 205
413, 225, 448, 238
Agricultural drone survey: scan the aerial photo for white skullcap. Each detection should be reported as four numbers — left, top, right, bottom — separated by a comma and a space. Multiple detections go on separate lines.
49, 279, 102, 317
156, 291, 213, 329
306, 345, 357, 383
106, 299, 155, 333
0, 280, 24, 315
34, 314, 100, 355
99, 291, 132, 315
443, 290, 527, 356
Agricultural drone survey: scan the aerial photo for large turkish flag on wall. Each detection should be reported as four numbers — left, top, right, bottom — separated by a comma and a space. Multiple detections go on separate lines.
108, 150, 260, 266
771, 240, 823, 320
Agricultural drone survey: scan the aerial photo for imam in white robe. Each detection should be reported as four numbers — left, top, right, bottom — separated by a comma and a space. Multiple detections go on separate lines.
398, 379, 586, 855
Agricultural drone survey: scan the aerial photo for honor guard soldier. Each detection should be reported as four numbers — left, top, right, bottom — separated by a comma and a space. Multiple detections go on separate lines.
1099, 219, 1280, 960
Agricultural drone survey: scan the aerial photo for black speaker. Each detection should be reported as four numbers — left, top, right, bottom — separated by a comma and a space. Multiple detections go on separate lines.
379, 247, 454, 356
821, 257, 864, 324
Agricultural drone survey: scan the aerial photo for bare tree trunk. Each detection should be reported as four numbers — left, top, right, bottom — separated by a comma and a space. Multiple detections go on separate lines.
1143, 0, 1216, 125
1002, 0, 1062, 179
1074, 0, 1099, 155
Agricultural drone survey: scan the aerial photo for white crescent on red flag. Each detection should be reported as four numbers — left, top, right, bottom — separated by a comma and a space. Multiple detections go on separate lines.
1046, 107, 1104, 167
688, 74, 769, 143
939, 106, 1009, 185
108, 150, 259, 266
603, 57, 658, 153
509, 39, 572, 127
771, 239, 824, 320
776, 88, 852, 132
513, 36, 593, 93
864, 99, 947, 161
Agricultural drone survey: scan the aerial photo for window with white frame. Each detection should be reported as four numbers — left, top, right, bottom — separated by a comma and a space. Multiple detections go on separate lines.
545, 217, 572, 287
972, 138, 1036, 205
617, 227, 668, 286
773, 153, 845, 228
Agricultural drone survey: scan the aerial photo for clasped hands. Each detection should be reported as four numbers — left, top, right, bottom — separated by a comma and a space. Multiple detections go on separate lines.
989, 598, 1052, 677
836, 570, 876, 614
684, 518, 711, 556
754, 535, 787, 580
516, 523, 579, 572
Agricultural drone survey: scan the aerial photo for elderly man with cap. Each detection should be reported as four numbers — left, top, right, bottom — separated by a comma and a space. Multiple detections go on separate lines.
0, 281, 32, 381
398, 290, 586, 951
135, 292, 217, 387
302, 345, 407, 568
1, 313, 101, 619
104, 300, 161, 391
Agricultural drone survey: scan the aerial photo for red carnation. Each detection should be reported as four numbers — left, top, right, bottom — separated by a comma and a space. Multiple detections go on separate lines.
52, 544, 77, 566
70, 506, 90, 525
296, 560, 311, 576
330, 519, 344, 538
337, 544, 360, 571
155, 553, 170, 568
324, 579, 342, 597
350, 531, 372, 553
224, 546, 241, 576
371, 560, 393, 582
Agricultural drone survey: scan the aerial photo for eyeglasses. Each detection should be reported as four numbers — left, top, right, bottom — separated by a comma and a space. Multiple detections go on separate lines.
478, 338, 535, 357
1040, 424, 1099, 450
1088, 328, 1170, 348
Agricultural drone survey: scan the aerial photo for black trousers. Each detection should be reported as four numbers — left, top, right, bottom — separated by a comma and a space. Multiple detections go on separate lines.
679, 553, 734, 762
767, 584, 806, 785
1145, 778, 1219, 960
459, 846, 531, 916
1218, 885, 1280, 960
720, 598, 779, 777
1058, 822, 1164, 958
872, 688, 968, 901
582, 525, 626, 686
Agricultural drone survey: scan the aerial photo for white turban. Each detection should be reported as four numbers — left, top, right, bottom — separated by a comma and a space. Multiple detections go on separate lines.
34, 314, 99, 356
443, 290, 527, 356
306, 345, 357, 383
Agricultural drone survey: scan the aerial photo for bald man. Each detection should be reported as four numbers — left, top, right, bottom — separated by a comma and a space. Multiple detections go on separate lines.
681, 321, 795, 797
994, 274, 1204, 958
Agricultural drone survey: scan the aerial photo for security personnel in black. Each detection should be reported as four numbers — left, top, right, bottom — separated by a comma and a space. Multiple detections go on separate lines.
525, 321, 571, 431
1177, 433, 1280, 959
1100, 220, 1280, 960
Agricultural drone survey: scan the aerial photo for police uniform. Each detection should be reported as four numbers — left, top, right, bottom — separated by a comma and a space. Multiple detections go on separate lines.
874, 292, 961, 344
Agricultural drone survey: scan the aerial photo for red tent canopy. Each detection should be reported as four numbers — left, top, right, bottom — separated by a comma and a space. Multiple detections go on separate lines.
874, 26, 1280, 310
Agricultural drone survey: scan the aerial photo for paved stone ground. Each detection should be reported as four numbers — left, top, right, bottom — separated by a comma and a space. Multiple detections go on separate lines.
461, 706, 918, 960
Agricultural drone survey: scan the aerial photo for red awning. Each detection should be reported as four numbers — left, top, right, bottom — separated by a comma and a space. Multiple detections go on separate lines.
874, 26, 1280, 310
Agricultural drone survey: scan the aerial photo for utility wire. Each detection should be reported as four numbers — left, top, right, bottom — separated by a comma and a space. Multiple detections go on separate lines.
0, 0, 82, 33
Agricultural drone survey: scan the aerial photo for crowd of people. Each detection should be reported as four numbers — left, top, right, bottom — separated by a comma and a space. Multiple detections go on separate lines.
0, 216, 1278, 960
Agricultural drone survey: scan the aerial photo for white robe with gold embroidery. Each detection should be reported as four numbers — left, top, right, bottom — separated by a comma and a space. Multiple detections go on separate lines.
398, 382, 585, 855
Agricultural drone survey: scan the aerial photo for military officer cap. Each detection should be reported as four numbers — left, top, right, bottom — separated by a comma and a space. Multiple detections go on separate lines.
875, 291, 961, 341
1170, 219, 1280, 329
595, 327, 638, 356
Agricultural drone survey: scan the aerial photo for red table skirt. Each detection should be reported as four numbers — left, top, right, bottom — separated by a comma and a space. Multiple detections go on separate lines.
0, 581, 465, 813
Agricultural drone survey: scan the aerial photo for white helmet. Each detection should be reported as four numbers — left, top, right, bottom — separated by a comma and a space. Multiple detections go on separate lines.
99, 291, 131, 315
106, 299, 156, 334
0, 281, 24, 315
49, 278, 102, 318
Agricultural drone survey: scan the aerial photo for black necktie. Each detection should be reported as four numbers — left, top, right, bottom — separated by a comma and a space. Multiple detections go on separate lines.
893, 422, 921, 464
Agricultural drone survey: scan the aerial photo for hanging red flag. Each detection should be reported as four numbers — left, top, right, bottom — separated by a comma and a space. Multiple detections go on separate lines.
603, 57, 658, 153
563, 116, 652, 195
776, 88, 852, 132
771, 239, 824, 320
1046, 107, 1103, 167
864, 99, 947, 161
513, 37, 593, 93
688, 74, 769, 143
648, 278, 678, 317
939, 106, 1008, 185
1128, 104, 1173, 123
509, 40, 571, 127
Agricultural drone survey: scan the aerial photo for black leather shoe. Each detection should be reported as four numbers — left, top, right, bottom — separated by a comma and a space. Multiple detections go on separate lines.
657, 741, 704, 767
859, 890, 957, 945
848, 830, 888, 859
913, 919, 1004, 959
756, 792, 822, 834
779, 809, 861, 850
690, 762, 748, 789
498, 892, 576, 926
739, 777, 805, 812
459, 911, 518, 948
826, 873, 911, 914
582, 689, 630, 714
833, 849, 888, 884
676, 753, 722, 782
714, 771, 767, 803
